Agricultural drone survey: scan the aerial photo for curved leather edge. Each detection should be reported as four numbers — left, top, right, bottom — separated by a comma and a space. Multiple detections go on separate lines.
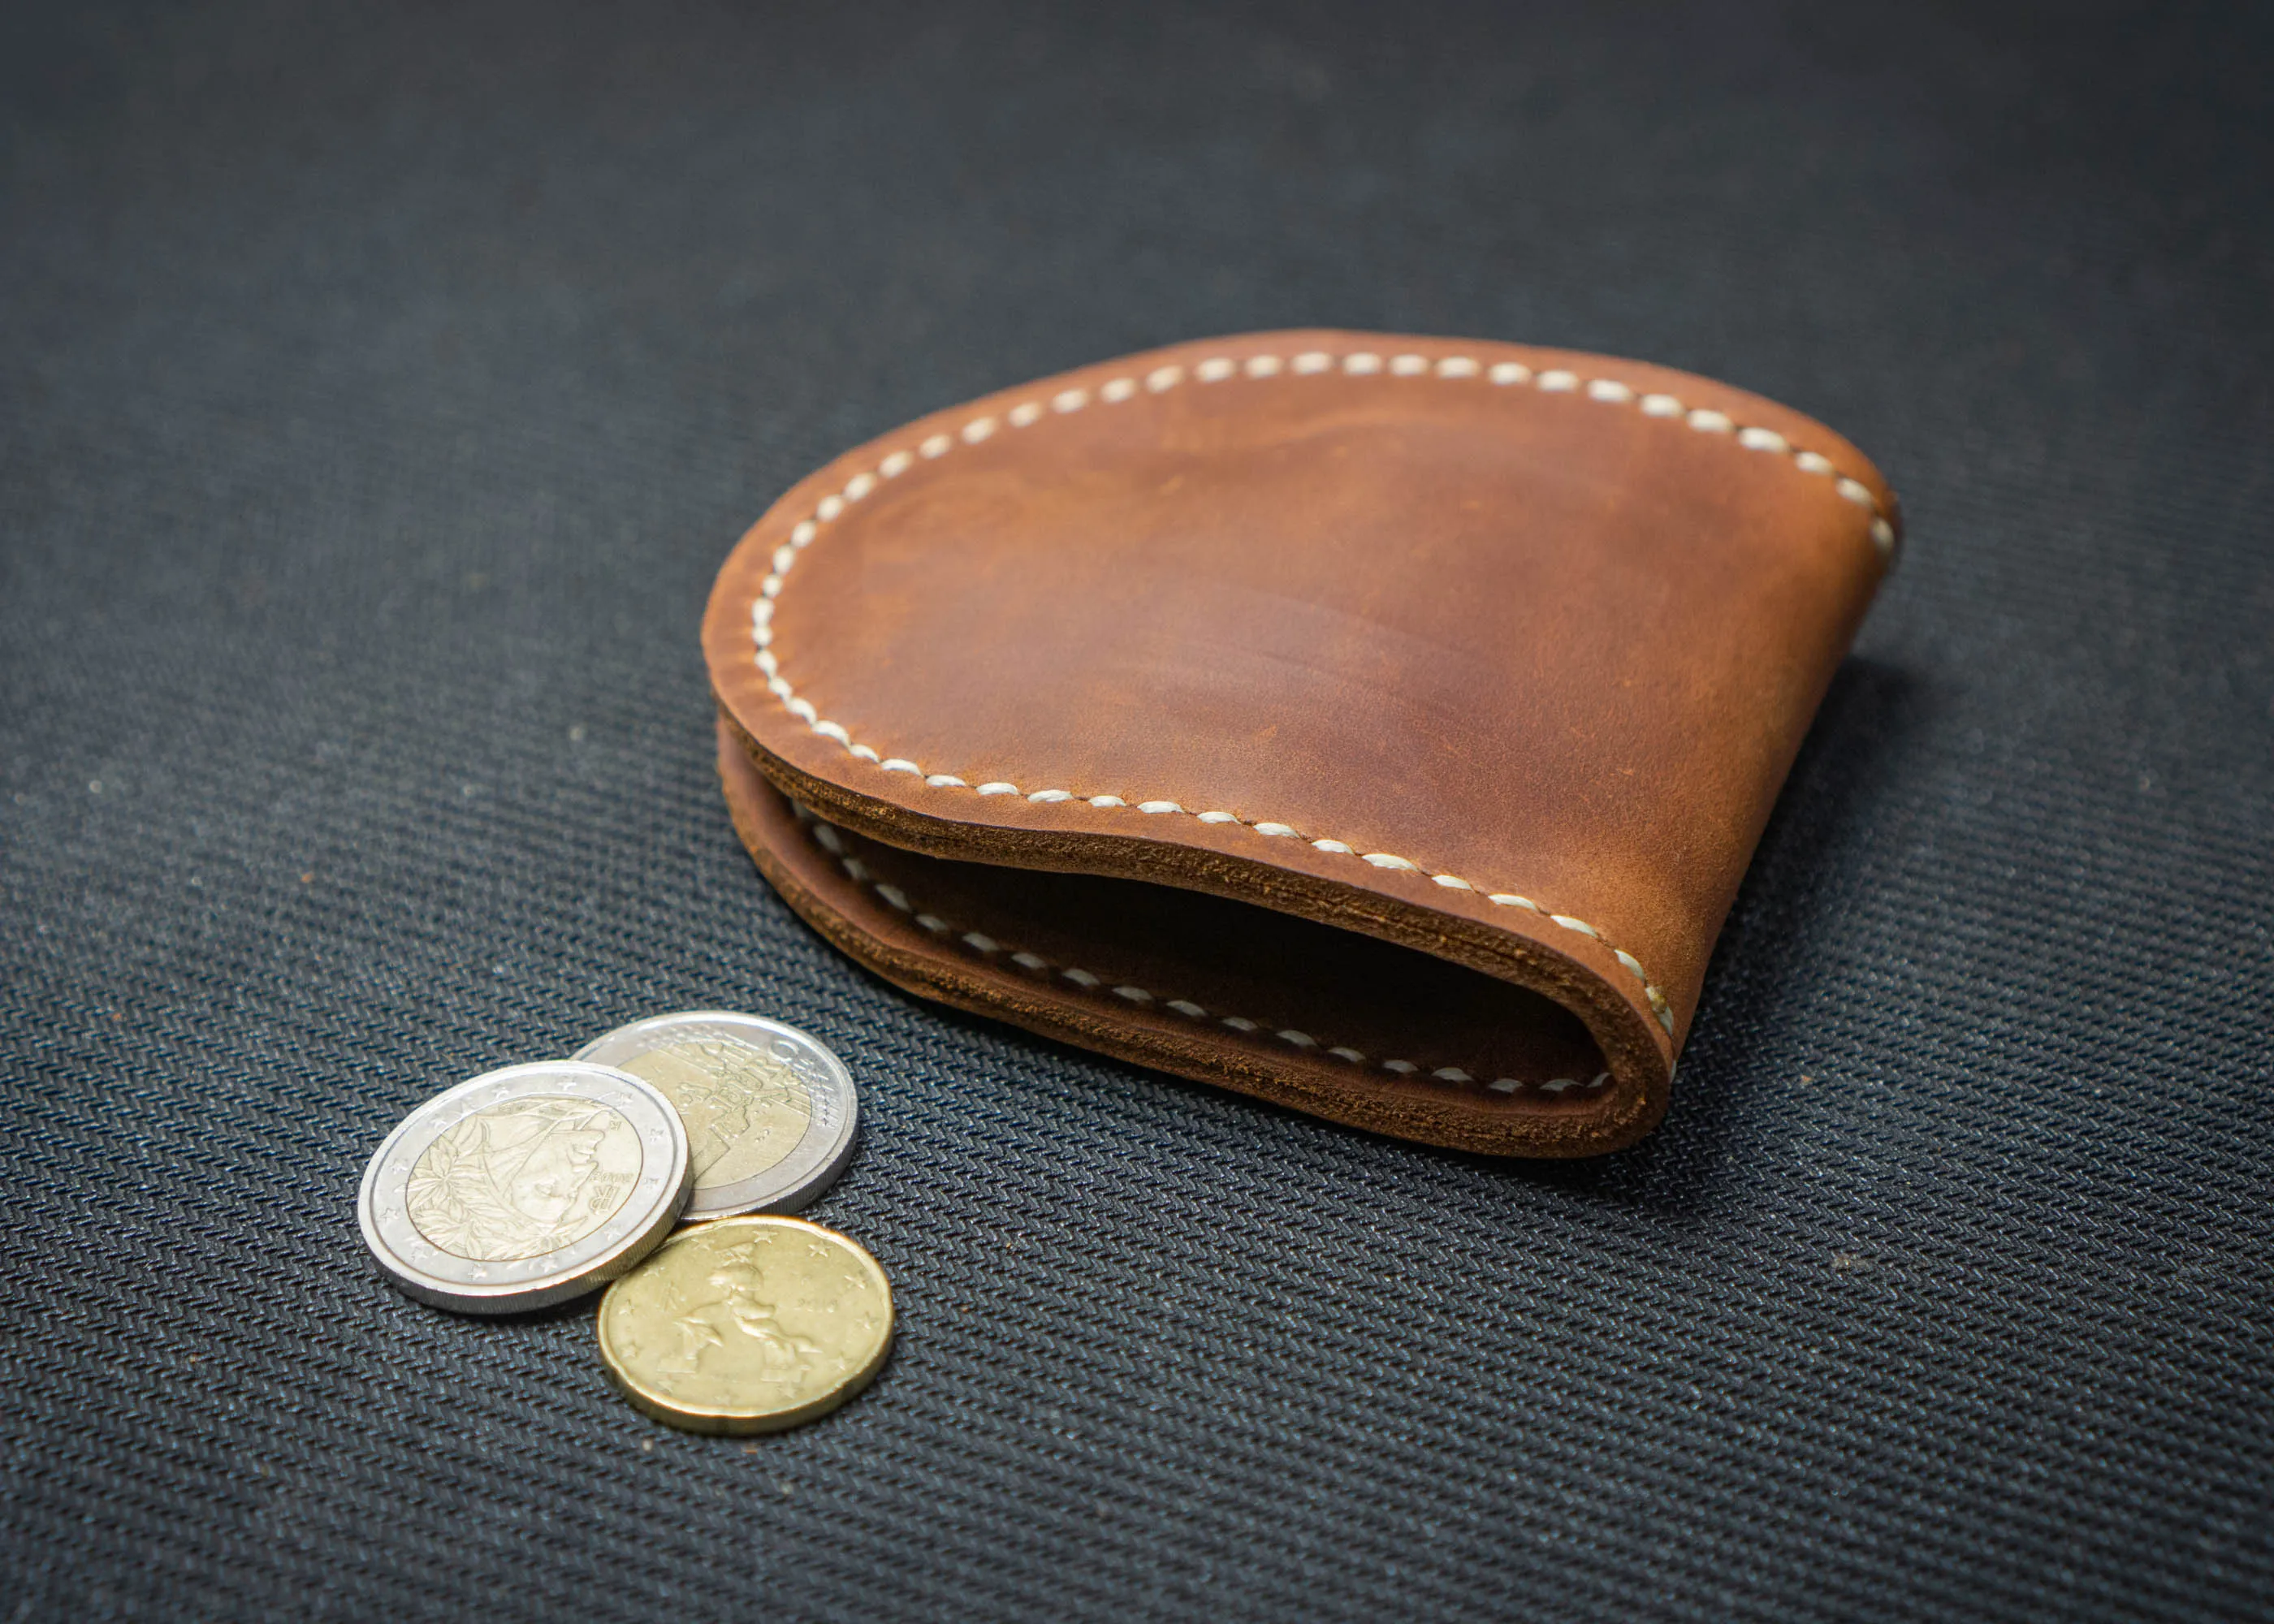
704, 328, 1894, 1154
719, 717, 1669, 1156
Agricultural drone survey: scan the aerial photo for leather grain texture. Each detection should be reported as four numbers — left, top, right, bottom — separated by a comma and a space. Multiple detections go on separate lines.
707, 332, 1894, 1153
719, 720, 1616, 1151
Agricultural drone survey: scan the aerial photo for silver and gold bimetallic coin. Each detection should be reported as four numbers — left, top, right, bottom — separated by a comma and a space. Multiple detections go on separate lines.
358, 1060, 693, 1314
597, 1215, 893, 1435
573, 1012, 858, 1220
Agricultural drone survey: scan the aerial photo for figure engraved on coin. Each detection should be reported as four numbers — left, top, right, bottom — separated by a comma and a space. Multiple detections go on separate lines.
618, 1038, 809, 1186
404, 1095, 642, 1262
655, 1233, 828, 1387
597, 1215, 893, 1432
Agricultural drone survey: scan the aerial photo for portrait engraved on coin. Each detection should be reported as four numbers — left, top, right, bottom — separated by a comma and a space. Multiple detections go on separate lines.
598, 1216, 892, 1433
618, 1038, 810, 1186
361, 1062, 691, 1313
404, 1095, 642, 1262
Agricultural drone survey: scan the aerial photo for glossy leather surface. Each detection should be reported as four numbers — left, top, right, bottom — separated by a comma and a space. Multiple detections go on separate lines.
705, 330, 1895, 1153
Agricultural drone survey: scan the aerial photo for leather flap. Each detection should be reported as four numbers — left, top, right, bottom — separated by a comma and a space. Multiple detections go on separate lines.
703, 330, 1894, 1154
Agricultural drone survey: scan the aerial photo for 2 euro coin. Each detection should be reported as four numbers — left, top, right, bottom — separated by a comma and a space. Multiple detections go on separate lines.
573, 1012, 858, 1220
358, 1060, 693, 1314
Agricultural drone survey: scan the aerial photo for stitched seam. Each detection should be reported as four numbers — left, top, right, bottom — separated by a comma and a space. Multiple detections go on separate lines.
798, 807, 1612, 1099
749, 345, 1894, 1037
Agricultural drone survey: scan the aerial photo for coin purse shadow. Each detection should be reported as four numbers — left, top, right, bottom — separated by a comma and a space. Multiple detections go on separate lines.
703, 330, 1898, 1157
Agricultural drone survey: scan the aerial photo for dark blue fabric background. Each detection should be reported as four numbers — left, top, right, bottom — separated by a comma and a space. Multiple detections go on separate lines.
3, 3, 2269, 1618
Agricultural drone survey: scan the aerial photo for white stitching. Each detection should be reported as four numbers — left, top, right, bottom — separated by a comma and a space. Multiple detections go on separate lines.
794, 809, 1610, 1098
750, 348, 1901, 1041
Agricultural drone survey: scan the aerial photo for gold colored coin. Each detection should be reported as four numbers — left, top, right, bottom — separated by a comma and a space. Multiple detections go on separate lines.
596, 1215, 893, 1435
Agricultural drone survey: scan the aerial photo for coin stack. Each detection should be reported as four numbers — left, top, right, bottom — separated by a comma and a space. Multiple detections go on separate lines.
357, 1012, 890, 1436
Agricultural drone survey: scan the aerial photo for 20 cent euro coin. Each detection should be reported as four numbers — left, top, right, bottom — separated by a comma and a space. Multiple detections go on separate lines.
597, 1215, 893, 1435
358, 1060, 694, 1314
573, 1012, 858, 1220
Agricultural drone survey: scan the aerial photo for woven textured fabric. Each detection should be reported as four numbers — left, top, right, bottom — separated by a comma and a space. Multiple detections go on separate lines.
2, 2, 2270, 1619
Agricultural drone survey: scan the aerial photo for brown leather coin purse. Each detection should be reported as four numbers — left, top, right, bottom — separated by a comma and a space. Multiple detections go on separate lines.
703, 330, 1897, 1155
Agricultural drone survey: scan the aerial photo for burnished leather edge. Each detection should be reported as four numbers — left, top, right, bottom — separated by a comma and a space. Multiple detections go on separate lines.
703, 327, 1895, 1155
718, 716, 1669, 1156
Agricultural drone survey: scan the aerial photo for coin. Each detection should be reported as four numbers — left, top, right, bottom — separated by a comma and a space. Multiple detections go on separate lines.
596, 1215, 893, 1435
358, 1060, 693, 1314
572, 1012, 858, 1220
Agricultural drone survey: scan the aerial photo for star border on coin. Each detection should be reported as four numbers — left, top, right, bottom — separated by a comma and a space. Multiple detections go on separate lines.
595, 1214, 894, 1436
572, 1012, 859, 1220
357, 1060, 694, 1314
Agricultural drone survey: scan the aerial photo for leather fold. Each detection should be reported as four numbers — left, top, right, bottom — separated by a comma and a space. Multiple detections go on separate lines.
703, 330, 1895, 1155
